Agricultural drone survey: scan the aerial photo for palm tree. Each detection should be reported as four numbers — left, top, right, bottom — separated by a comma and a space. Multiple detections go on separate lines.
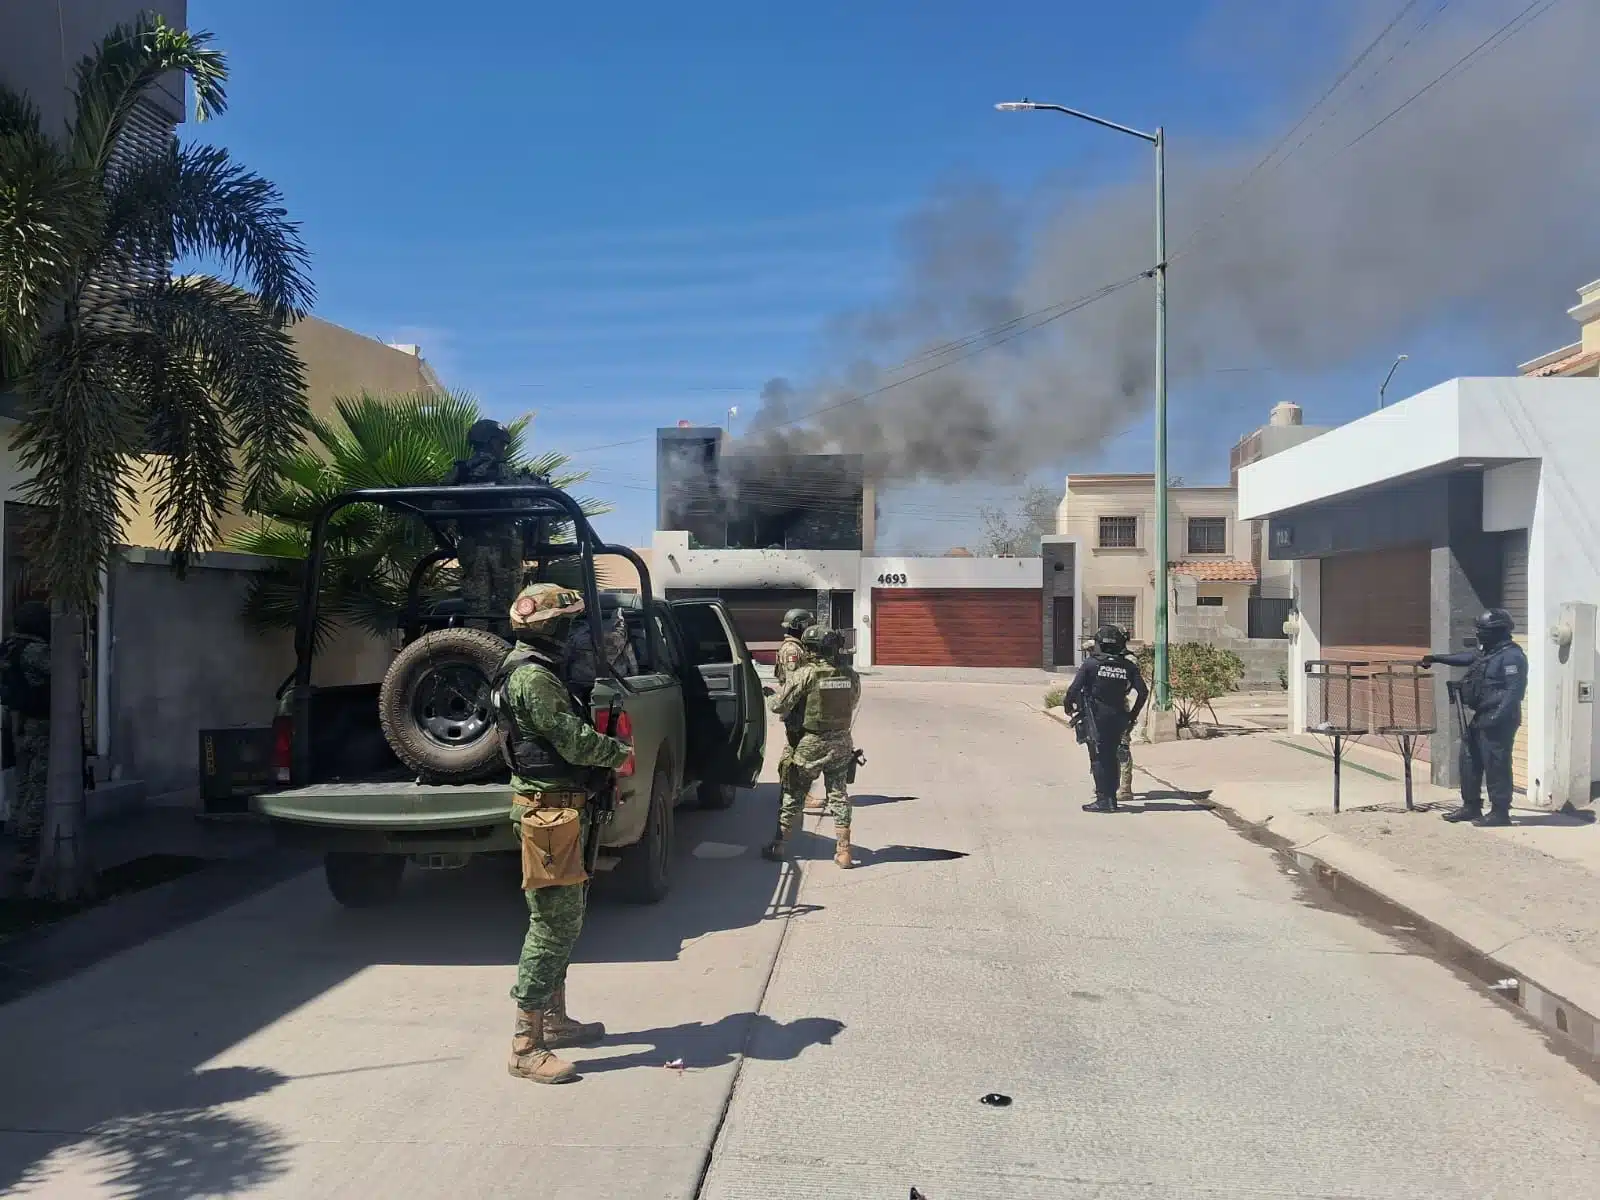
229, 389, 609, 646
0, 17, 313, 899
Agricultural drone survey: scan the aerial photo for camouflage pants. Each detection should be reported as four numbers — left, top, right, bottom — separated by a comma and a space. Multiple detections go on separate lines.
780, 732, 852, 832
1118, 727, 1133, 799
8, 719, 48, 877
510, 807, 588, 1010
458, 535, 521, 631
776, 720, 807, 796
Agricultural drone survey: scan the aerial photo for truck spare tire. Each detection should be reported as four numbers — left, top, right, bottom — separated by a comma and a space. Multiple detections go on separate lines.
379, 627, 510, 783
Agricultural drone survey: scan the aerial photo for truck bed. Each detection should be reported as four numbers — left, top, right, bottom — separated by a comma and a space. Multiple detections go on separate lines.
256, 781, 513, 829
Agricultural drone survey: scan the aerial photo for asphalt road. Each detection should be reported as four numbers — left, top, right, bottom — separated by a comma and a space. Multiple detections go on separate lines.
2, 679, 1597, 1198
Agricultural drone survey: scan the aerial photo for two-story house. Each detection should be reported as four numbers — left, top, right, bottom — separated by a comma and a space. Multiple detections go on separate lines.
1058, 474, 1256, 646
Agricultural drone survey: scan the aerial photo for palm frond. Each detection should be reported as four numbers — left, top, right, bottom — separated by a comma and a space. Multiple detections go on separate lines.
127, 276, 309, 510
69, 16, 227, 177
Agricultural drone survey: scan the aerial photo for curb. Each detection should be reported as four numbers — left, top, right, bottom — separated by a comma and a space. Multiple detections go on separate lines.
1200, 791, 1600, 1067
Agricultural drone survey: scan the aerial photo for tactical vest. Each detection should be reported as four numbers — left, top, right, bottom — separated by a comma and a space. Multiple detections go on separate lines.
1086, 652, 1133, 715
802, 663, 855, 734
488, 646, 590, 786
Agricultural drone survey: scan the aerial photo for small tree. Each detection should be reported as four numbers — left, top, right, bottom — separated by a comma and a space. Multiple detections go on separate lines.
1137, 642, 1244, 729
977, 484, 1058, 556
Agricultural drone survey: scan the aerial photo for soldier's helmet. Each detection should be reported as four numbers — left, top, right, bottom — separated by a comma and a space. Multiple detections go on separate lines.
1094, 624, 1129, 654
1474, 608, 1515, 645
509, 582, 585, 637
781, 608, 816, 636
467, 418, 510, 452
800, 624, 840, 658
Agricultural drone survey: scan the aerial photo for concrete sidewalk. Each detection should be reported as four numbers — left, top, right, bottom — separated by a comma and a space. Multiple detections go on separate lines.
1131, 722, 1600, 1065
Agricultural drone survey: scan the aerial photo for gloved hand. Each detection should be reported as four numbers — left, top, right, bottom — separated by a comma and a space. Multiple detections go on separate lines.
761, 685, 774, 697
1419, 655, 1436, 667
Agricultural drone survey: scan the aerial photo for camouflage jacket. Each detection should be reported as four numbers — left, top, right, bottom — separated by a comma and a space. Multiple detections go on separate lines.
564, 611, 639, 691
505, 659, 631, 798
1, 634, 50, 720
443, 453, 540, 536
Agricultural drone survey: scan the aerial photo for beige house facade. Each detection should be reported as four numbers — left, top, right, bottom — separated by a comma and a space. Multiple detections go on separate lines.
1518, 279, 1600, 379
1057, 474, 1257, 645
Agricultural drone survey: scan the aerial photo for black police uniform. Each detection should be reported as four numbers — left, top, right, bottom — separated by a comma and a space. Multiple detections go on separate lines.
1428, 631, 1527, 824
1066, 649, 1149, 811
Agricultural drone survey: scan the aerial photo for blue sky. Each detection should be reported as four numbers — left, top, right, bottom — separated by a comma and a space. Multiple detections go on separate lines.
184, 1, 1573, 550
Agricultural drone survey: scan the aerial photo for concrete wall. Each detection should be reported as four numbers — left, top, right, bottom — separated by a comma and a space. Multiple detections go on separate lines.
121, 316, 443, 550
648, 531, 860, 594
1169, 573, 1286, 691
0, 1, 187, 136
1040, 535, 1083, 671
1060, 476, 1246, 644
1246, 377, 1600, 806
108, 550, 392, 802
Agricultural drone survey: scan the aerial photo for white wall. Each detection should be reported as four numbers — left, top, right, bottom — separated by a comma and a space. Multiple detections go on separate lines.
855, 555, 1041, 668
1242, 377, 1600, 804
648, 530, 860, 594
1286, 558, 1322, 736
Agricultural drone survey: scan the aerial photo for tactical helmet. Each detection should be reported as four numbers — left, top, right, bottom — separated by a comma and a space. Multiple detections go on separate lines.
801, 624, 840, 659
508, 582, 585, 637
1474, 607, 1515, 646
782, 608, 816, 637
467, 418, 510, 451
1094, 624, 1129, 654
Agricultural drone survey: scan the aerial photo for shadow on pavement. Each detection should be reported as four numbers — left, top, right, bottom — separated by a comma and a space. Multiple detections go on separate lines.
855, 844, 970, 866
579, 1013, 845, 1074
847, 794, 917, 808
0, 785, 792, 1197
1124, 788, 1215, 814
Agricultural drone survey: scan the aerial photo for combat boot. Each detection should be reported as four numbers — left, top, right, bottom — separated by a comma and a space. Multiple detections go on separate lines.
761, 818, 794, 861
833, 826, 853, 869
1474, 809, 1512, 828
508, 1008, 577, 1084
1441, 805, 1482, 823
543, 983, 605, 1049
1081, 795, 1117, 814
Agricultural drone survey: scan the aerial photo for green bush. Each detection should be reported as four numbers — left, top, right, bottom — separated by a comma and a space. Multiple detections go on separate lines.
1278, 664, 1288, 690
1043, 685, 1068, 709
1135, 642, 1246, 729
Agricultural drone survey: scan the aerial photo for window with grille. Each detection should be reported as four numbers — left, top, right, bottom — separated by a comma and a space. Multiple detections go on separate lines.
1196, 595, 1224, 607
1187, 517, 1227, 554
1097, 516, 1138, 548
1098, 595, 1136, 630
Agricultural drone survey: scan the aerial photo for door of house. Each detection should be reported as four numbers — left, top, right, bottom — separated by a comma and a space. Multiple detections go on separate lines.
1052, 596, 1076, 667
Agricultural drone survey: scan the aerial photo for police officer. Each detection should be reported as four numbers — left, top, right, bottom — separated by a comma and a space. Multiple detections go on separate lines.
445, 419, 536, 635
764, 625, 861, 867
1422, 608, 1527, 827
493, 583, 633, 1084
1, 601, 50, 893
1065, 624, 1149, 814
773, 609, 822, 814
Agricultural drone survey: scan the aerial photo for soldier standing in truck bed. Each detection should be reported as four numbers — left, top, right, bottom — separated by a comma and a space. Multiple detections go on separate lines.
445, 419, 537, 636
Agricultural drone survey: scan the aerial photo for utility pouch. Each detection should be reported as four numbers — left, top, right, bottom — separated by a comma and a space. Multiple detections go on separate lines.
518, 808, 588, 890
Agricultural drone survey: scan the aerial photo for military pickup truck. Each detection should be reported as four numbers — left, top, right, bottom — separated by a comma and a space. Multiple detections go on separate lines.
254, 481, 766, 908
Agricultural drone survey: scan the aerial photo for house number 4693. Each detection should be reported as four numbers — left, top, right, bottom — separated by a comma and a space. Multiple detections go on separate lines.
876, 573, 908, 586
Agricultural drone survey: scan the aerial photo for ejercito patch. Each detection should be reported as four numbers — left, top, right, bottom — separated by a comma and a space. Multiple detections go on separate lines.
819, 679, 853, 689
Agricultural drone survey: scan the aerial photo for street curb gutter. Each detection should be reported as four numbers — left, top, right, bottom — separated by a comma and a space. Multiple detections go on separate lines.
1206, 796, 1600, 1068
1033, 702, 1600, 1066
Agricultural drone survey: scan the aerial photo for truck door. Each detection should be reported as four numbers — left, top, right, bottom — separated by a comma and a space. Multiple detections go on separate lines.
668, 598, 766, 787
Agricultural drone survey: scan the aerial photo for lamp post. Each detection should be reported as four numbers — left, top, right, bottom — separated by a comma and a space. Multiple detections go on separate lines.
996, 100, 1170, 708
1378, 355, 1408, 409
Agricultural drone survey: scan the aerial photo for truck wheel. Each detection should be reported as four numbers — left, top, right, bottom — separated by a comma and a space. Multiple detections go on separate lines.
698, 781, 737, 810
379, 627, 509, 783
325, 853, 405, 908
615, 763, 674, 904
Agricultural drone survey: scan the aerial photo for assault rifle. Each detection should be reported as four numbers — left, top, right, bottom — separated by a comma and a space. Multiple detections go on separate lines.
584, 688, 628, 876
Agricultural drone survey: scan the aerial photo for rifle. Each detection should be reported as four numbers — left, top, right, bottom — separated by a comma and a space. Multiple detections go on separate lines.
584, 689, 626, 877
847, 748, 866, 785
1068, 702, 1099, 756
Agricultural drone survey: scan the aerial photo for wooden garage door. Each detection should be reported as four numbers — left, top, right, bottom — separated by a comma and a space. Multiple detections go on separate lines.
1317, 546, 1433, 749
1501, 530, 1530, 793
873, 589, 1042, 667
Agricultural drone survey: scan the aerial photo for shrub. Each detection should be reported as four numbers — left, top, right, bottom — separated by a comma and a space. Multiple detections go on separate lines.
1135, 642, 1246, 729
1043, 685, 1068, 709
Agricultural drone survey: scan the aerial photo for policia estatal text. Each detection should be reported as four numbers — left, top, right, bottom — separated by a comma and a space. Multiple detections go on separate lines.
1421, 608, 1527, 828
1065, 624, 1149, 814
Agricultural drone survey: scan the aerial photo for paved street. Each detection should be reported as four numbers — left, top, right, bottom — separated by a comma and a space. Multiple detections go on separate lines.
3, 680, 1598, 1198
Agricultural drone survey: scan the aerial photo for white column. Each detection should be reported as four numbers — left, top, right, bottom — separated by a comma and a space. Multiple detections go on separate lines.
1287, 558, 1321, 735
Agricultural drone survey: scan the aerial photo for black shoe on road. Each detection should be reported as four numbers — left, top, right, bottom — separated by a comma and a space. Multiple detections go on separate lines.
1441, 806, 1482, 823
1081, 797, 1117, 814
1473, 811, 1512, 827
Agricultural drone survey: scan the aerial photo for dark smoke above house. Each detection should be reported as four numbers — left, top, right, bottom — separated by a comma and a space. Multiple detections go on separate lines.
741, 1, 1600, 485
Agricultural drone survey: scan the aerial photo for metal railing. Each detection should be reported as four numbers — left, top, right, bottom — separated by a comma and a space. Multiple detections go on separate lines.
1303, 659, 1436, 814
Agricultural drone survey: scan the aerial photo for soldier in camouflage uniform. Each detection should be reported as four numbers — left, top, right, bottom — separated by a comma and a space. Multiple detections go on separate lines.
773, 609, 825, 814
445, 419, 536, 636
2, 602, 50, 892
495, 583, 633, 1084
764, 625, 861, 868
563, 606, 639, 702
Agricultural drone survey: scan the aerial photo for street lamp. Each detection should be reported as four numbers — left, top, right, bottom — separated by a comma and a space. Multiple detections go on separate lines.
1378, 354, 1408, 409
996, 98, 1170, 709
